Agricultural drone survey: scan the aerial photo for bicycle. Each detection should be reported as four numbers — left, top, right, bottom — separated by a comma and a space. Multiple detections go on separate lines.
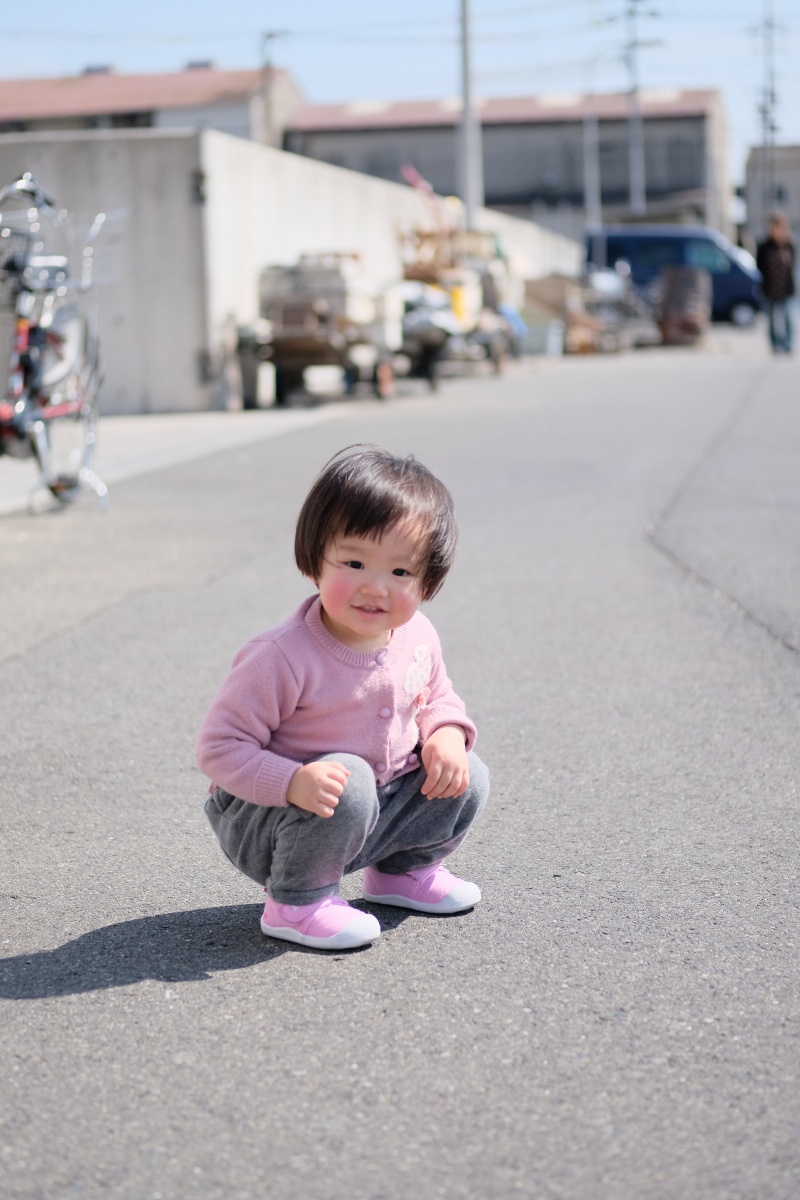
0, 173, 108, 508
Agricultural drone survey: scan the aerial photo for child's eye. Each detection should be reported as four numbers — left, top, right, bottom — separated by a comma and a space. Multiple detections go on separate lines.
392, 568, 413, 577
344, 560, 365, 570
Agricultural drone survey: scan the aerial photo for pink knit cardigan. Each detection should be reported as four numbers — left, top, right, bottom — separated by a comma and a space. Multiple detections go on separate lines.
196, 596, 477, 807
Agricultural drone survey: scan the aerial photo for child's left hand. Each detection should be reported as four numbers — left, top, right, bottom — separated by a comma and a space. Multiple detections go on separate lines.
421, 725, 470, 799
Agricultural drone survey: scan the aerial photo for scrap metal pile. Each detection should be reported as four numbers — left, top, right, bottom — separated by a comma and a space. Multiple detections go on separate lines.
522, 264, 711, 355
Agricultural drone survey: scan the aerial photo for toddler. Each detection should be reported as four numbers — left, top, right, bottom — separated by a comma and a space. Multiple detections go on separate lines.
196, 444, 489, 950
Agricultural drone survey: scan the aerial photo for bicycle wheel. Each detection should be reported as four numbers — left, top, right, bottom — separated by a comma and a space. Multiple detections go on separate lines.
33, 328, 101, 502
37, 394, 98, 501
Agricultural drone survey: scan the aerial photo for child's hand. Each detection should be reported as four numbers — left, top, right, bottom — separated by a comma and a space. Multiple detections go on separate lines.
287, 762, 350, 818
421, 726, 470, 799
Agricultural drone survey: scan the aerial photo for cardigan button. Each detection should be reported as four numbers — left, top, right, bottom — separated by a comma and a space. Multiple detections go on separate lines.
375, 651, 388, 665
379, 707, 391, 719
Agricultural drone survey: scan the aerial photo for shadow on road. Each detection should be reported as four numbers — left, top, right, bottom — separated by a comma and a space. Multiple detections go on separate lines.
0, 901, 408, 999
0, 905, 279, 998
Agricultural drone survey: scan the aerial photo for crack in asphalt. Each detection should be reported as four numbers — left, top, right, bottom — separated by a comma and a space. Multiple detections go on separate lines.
645, 362, 799, 658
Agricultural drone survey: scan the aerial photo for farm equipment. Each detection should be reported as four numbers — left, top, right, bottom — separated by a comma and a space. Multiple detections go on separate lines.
256, 253, 401, 405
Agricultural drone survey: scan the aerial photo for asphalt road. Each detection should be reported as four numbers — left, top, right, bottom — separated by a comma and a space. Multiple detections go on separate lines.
1, 329, 799, 1200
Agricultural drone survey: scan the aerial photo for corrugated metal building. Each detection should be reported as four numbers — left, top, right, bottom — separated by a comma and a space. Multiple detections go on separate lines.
285, 89, 730, 239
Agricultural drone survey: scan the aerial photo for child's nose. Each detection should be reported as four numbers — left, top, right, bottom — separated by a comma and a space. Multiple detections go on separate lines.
361, 572, 389, 595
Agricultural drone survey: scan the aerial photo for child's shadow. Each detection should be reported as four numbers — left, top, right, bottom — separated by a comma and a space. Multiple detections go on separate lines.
0, 902, 408, 999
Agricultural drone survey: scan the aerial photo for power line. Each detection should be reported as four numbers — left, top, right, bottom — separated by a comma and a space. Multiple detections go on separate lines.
0, 2, 593, 49
0, 29, 194, 43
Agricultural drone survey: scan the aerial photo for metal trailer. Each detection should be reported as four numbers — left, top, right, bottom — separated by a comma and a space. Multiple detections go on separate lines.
255, 254, 400, 406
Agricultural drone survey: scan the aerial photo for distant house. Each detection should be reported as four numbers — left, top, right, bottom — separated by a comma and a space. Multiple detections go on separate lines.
746, 144, 800, 245
0, 64, 304, 146
284, 89, 730, 238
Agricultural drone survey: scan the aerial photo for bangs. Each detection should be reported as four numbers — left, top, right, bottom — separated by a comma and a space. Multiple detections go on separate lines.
295, 445, 458, 600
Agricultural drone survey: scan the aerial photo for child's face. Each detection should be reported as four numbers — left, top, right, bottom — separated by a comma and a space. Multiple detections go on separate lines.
315, 524, 424, 651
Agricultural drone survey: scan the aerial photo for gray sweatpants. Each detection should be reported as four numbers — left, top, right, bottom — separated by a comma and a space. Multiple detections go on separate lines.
204, 751, 489, 905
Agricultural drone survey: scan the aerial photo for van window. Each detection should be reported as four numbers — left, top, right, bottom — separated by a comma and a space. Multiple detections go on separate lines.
685, 240, 731, 273
630, 239, 683, 270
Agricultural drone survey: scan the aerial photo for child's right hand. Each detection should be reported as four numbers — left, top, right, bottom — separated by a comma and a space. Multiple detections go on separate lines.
286, 761, 351, 818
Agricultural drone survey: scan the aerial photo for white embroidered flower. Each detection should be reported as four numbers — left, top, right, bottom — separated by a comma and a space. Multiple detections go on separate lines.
404, 645, 432, 703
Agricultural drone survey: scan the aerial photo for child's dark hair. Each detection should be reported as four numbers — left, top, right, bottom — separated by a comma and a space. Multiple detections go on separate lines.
295, 444, 458, 600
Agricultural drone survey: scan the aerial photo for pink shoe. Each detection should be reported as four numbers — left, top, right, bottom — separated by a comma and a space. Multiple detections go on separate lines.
260, 894, 380, 950
362, 863, 481, 914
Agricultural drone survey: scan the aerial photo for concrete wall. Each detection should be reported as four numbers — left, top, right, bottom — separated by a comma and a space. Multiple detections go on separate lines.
200, 131, 436, 340
0, 129, 211, 414
0, 128, 581, 414
200, 130, 581, 341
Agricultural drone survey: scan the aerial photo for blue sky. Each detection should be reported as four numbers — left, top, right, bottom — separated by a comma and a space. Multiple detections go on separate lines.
2, 1, 798, 183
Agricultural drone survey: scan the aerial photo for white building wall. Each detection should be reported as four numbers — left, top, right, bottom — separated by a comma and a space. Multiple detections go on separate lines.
154, 101, 253, 141
479, 206, 583, 292
200, 130, 581, 349
200, 131, 437, 340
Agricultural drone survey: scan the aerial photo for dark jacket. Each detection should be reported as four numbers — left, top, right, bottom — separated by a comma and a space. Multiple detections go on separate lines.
756, 237, 796, 301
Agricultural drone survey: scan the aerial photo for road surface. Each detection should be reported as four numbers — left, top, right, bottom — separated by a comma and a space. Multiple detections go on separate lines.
1, 328, 798, 1199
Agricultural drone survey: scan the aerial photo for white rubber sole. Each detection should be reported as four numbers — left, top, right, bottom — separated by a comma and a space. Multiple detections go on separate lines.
259, 915, 380, 950
362, 886, 481, 915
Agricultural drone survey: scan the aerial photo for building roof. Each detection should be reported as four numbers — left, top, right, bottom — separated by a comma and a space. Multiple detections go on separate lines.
747, 143, 800, 160
288, 88, 721, 133
0, 67, 274, 121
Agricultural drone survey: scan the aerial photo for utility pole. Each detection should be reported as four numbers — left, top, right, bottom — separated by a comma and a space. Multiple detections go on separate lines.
582, 57, 603, 231
623, 0, 647, 216
757, 0, 778, 228
261, 30, 288, 148
459, 0, 484, 230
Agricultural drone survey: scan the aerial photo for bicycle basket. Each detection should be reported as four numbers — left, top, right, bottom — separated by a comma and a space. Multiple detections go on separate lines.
0, 228, 33, 305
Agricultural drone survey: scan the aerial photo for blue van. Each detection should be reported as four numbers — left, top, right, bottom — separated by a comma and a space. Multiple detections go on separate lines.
585, 226, 762, 326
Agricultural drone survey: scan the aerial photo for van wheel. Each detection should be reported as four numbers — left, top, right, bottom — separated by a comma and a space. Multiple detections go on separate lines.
728, 303, 757, 328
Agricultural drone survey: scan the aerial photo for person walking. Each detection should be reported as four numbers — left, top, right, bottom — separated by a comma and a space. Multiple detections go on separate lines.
756, 213, 796, 354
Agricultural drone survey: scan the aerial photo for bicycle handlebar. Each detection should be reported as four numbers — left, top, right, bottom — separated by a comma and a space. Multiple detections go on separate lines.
0, 173, 57, 212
